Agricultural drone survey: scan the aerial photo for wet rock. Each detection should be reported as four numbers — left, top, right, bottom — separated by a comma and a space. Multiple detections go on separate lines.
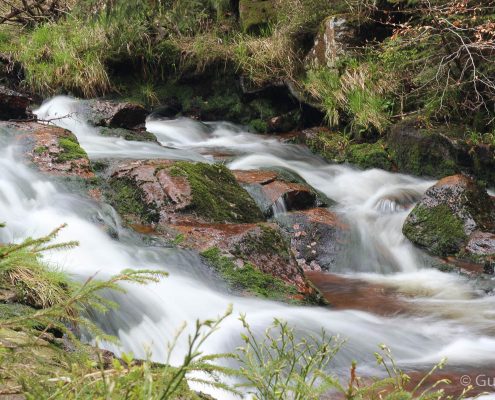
107, 160, 264, 225
239, 0, 276, 34
298, 127, 395, 171
403, 175, 495, 262
233, 169, 327, 217
169, 222, 322, 302
0, 86, 31, 120
388, 118, 460, 178
5, 121, 94, 179
99, 127, 158, 143
276, 208, 350, 271
305, 17, 356, 69
85, 100, 149, 129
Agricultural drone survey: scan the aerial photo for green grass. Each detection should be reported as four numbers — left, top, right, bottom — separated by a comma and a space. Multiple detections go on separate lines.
17, 19, 109, 97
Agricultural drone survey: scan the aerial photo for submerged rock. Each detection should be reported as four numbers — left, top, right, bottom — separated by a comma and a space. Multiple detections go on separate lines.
403, 174, 495, 264
107, 160, 264, 226
0, 85, 31, 120
276, 208, 350, 271
85, 100, 149, 129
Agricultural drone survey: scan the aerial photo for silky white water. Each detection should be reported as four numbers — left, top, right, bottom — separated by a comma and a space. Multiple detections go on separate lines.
0, 96, 492, 397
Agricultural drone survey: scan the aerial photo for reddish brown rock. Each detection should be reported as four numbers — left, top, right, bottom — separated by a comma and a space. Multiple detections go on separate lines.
233, 170, 278, 185
233, 169, 328, 217
167, 222, 319, 298
465, 231, 495, 257
6, 121, 94, 179
277, 208, 350, 272
107, 160, 264, 226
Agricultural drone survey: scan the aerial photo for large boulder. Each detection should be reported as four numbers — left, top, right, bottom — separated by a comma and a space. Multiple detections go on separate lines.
388, 118, 461, 178
0, 86, 31, 120
305, 17, 356, 69
403, 175, 495, 263
166, 222, 323, 303
276, 208, 350, 271
84, 100, 149, 129
106, 160, 264, 226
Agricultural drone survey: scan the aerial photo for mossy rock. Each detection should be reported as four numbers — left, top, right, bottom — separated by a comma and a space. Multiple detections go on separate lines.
107, 160, 264, 225
403, 175, 495, 261
57, 134, 88, 162
346, 141, 394, 170
99, 127, 158, 143
403, 204, 467, 256
387, 118, 460, 178
171, 161, 265, 223
201, 247, 298, 301
301, 128, 395, 170
107, 177, 160, 225
239, 0, 276, 34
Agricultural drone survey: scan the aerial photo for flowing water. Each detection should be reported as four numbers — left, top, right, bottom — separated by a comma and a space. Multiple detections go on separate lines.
0, 96, 494, 398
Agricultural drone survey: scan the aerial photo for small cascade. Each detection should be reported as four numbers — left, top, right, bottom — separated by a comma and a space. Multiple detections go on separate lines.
0, 95, 492, 399
271, 196, 288, 216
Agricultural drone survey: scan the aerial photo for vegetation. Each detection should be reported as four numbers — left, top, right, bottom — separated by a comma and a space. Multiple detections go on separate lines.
57, 135, 88, 162
1, 0, 493, 140
0, 224, 477, 399
403, 204, 468, 256
170, 162, 264, 223
201, 247, 297, 301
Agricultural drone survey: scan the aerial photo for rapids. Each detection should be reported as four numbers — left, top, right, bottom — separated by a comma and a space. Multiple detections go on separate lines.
0, 96, 492, 398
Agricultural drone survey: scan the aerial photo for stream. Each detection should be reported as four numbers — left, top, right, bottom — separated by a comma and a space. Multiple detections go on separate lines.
0, 96, 494, 398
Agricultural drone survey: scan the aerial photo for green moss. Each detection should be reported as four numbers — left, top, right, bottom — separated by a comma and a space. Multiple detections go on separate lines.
237, 224, 291, 262
346, 141, 394, 170
388, 122, 460, 178
403, 204, 468, 256
249, 118, 269, 133
305, 131, 394, 170
57, 136, 88, 162
170, 162, 264, 223
304, 130, 348, 162
33, 146, 48, 155
108, 178, 159, 224
172, 233, 185, 245
201, 247, 297, 300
